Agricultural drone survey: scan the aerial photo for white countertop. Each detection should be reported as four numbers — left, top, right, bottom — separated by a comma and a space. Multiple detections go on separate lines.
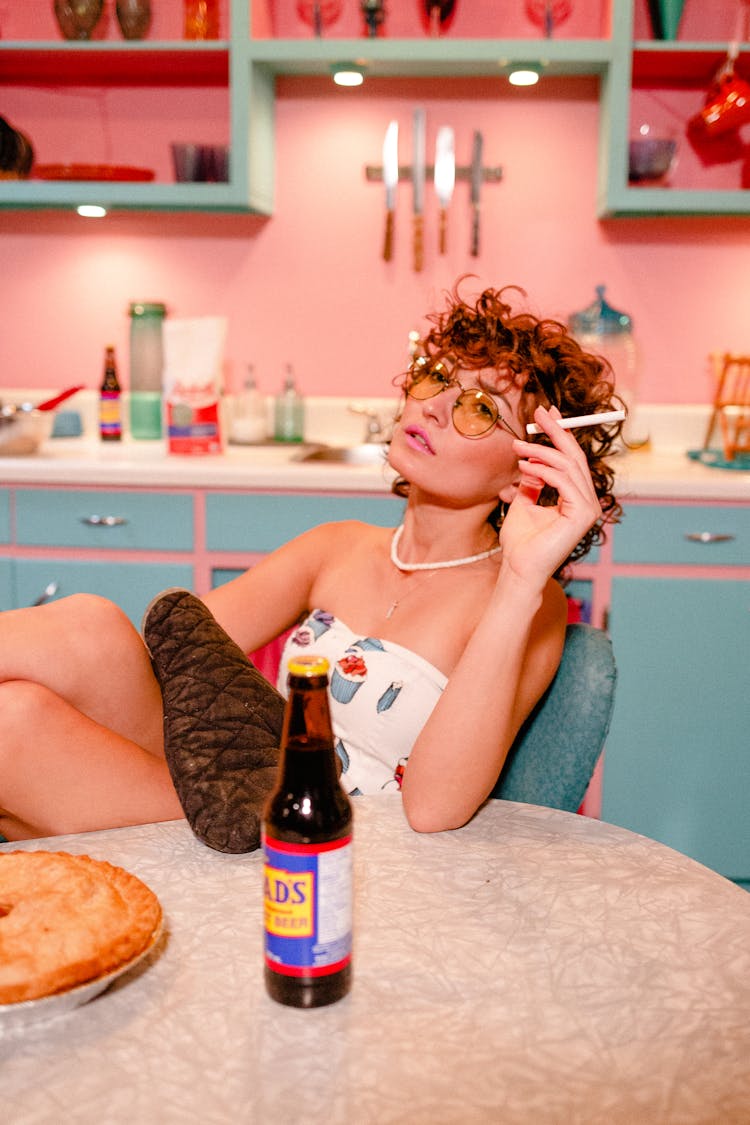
0, 399, 748, 501
3, 797, 750, 1124
1, 437, 749, 502
0, 437, 400, 493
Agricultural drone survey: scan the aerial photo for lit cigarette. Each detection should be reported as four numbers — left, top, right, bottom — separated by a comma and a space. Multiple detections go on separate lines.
526, 410, 625, 435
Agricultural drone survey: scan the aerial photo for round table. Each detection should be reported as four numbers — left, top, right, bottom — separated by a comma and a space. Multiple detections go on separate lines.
3, 795, 749, 1123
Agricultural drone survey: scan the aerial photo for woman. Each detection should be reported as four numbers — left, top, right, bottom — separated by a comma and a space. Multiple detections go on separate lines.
0, 282, 622, 851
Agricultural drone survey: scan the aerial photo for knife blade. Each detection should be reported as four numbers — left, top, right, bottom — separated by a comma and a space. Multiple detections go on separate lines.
382, 120, 398, 262
470, 129, 483, 258
434, 125, 455, 254
412, 108, 426, 272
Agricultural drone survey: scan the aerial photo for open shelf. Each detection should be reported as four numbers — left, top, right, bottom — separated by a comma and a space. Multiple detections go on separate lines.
1, 1, 748, 217
0, 42, 230, 85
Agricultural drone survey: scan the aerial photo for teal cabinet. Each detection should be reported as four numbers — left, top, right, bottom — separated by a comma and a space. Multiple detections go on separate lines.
3, 487, 195, 625
15, 489, 193, 551
0, 490, 9, 543
206, 492, 404, 553
613, 504, 750, 567
603, 577, 750, 878
602, 500, 750, 880
13, 559, 193, 626
0, 559, 12, 611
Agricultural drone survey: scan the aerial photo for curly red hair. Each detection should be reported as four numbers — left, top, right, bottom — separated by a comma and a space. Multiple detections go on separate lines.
393, 280, 624, 567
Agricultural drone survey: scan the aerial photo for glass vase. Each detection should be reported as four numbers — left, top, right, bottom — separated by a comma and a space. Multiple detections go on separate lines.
116, 0, 151, 39
184, 0, 220, 40
53, 0, 104, 40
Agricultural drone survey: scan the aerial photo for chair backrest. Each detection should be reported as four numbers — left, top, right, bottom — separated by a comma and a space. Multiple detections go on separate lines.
490, 623, 617, 812
704, 353, 750, 460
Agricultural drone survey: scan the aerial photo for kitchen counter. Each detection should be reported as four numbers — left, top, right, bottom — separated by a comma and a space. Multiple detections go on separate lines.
0, 400, 748, 501
0, 438, 399, 493
0, 437, 749, 501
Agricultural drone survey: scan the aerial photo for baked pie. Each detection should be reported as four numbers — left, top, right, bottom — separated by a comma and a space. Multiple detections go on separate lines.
0, 851, 162, 1004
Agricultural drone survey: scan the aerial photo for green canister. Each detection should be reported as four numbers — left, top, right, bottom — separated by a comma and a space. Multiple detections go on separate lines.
128, 301, 166, 439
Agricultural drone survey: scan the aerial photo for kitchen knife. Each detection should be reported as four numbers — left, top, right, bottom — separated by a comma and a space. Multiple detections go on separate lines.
412, 108, 426, 272
434, 125, 455, 254
470, 129, 483, 257
382, 119, 398, 262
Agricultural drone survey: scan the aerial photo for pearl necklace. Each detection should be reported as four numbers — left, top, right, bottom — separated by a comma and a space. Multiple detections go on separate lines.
389, 524, 502, 573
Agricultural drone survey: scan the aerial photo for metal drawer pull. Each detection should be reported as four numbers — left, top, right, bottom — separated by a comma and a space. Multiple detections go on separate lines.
684, 532, 735, 544
81, 515, 128, 527
32, 581, 59, 606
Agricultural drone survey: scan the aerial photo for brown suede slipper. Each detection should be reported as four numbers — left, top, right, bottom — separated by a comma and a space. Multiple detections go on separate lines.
141, 588, 284, 854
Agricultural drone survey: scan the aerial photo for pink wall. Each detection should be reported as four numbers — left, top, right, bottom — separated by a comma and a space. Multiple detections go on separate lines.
2, 74, 750, 404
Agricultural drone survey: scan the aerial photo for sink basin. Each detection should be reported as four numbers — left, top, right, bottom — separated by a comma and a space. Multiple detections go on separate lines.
293, 443, 389, 466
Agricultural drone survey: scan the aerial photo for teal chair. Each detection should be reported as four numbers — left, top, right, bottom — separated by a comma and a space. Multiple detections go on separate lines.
490, 624, 617, 812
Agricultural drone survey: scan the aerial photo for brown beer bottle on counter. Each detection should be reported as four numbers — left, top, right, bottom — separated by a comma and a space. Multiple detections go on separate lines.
99, 345, 122, 442
263, 655, 353, 1008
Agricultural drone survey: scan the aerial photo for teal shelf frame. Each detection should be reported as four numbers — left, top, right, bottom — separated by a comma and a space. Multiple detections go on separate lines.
246, 37, 614, 78
598, 0, 750, 217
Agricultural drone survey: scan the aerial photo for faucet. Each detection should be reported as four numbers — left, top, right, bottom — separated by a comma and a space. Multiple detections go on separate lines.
347, 404, 390, 444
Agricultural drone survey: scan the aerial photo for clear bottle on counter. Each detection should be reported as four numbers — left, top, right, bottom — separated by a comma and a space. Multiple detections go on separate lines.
273, 364, 305, 443
99, 345, 122, 442
229, 365, 268, 444
128, 301, 166, 440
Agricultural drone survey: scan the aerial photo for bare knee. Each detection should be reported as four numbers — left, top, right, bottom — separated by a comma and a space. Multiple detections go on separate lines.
48, 593, 134, 642
0, 680, 60, 758
44, 594, 147, 677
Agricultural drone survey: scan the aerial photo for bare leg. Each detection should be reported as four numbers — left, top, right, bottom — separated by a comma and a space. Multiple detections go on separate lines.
0, 594, 180, 839
0, 682, 183, 840
0, 594, 164, 752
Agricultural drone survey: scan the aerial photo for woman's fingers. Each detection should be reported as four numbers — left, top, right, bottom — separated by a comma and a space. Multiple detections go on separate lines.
511, 406, 602, 528
515, 472, 544, 505
515, 408, 598, 493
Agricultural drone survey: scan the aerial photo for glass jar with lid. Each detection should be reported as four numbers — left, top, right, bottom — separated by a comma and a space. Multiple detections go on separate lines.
569, 286, 649, 448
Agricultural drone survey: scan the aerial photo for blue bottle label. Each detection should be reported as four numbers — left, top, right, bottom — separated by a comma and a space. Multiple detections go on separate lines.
263, 833, 352, 977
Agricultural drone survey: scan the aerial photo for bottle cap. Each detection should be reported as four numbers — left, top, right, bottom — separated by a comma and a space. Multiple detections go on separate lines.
288, 655, 330, 678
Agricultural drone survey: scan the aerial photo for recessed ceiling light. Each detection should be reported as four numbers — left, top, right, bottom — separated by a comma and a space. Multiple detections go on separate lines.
331, 63, 365, 87
508, 65, 542, 87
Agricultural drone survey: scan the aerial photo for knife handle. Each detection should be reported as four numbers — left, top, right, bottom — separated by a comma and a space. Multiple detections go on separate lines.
470, 206, 480, 257
383, 210, 394, 262
438, 208, 447, 255
413, 214, 424, 272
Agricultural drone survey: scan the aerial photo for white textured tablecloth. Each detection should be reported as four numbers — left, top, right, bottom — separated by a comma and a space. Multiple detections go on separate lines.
2, 796, 749, 1124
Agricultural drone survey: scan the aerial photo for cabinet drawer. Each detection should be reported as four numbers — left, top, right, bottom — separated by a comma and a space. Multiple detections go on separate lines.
14, 559, 193, 625
0, 490, 9, 543
206, 493, 404, 553
614, 504, 750, 565
15, 489, 194, 551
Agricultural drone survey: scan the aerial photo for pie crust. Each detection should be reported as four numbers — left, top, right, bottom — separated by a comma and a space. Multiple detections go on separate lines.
0, 851, 162, 1004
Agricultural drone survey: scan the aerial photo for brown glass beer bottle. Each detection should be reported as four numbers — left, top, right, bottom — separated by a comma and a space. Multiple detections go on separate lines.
99, 345, 122, 442
262, 655, 353, 1008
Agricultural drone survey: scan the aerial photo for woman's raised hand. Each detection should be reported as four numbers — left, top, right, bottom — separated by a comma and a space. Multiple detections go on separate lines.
501, 405, 603, 586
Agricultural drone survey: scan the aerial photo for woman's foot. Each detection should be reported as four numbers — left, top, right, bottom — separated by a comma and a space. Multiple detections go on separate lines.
141, 589, 283, 853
